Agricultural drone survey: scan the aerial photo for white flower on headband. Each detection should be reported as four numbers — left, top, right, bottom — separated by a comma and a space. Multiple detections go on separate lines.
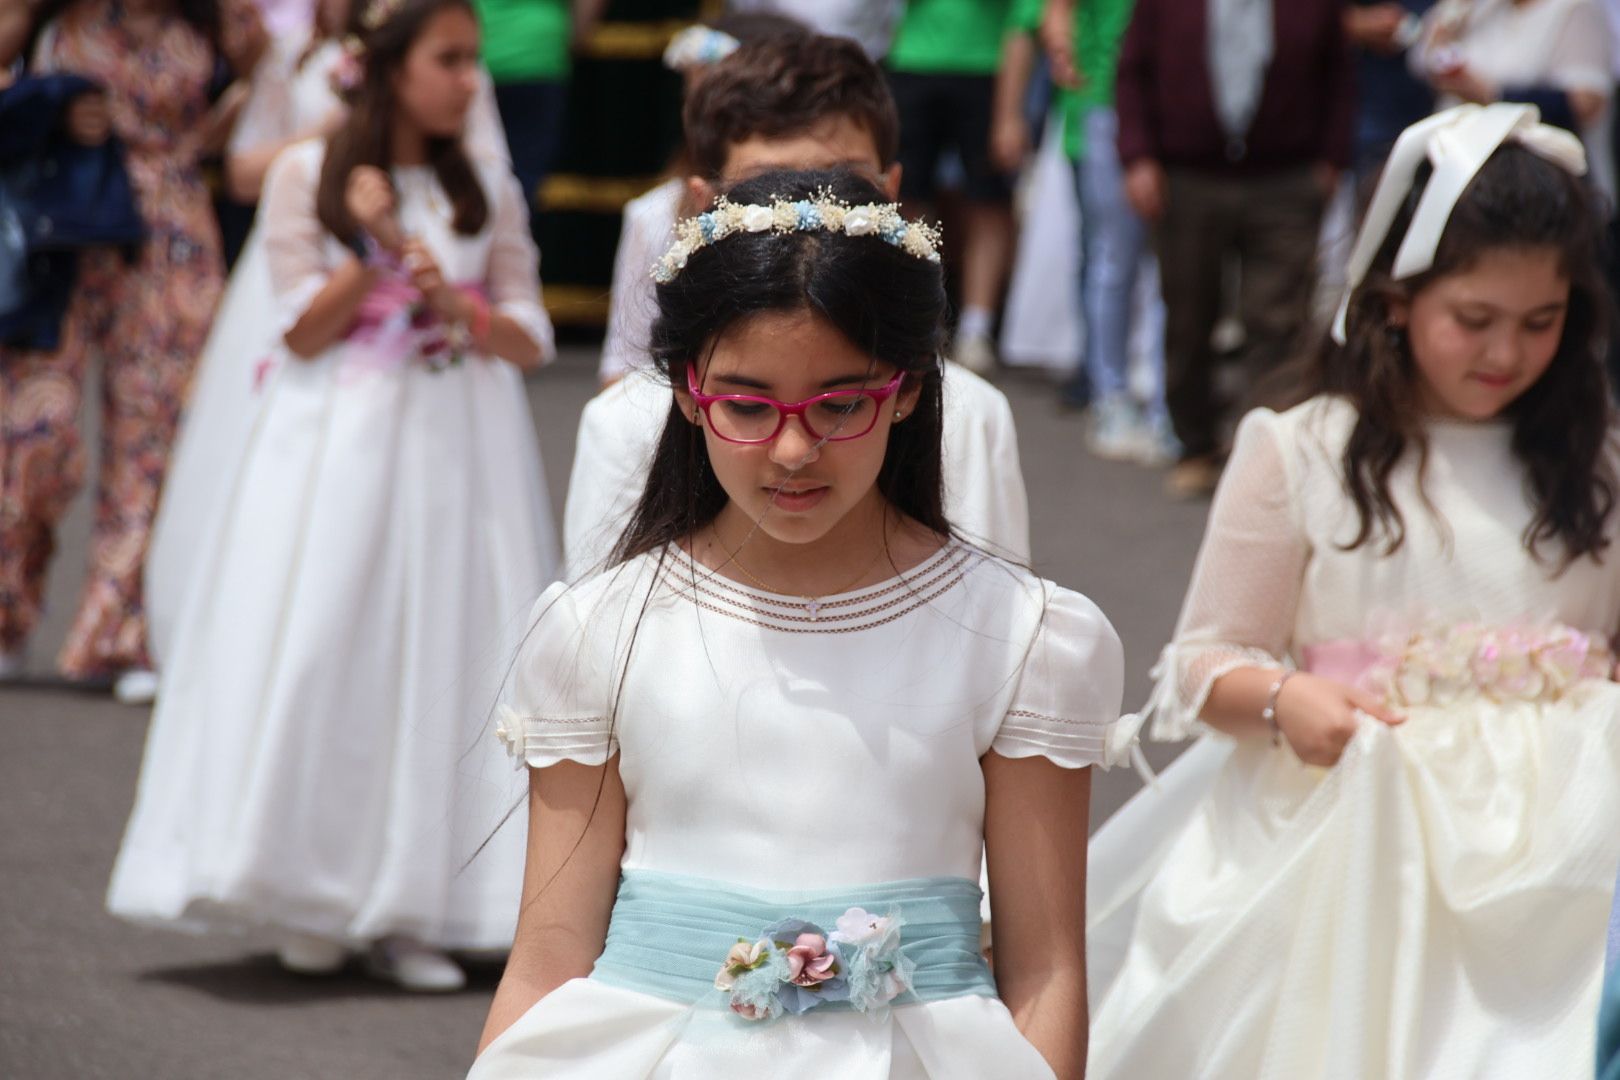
359, 0, 406, 31
1332, 102, 1587, 343
663, 25, 741, 72
651, 191, 943, 284
742, 205, 774, 233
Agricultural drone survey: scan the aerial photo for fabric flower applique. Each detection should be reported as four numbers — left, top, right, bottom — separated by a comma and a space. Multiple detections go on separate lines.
715, 908, 912, 1022
493, 705, 527, 764
1358, 621, 1617, 708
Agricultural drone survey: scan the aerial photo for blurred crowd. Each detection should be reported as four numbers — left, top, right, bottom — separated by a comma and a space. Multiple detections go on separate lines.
4, 0, 1620, 689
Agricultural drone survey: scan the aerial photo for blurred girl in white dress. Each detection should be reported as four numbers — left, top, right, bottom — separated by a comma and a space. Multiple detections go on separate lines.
108, 0, 556, 992
143, 0, 512, 669
1088, 103, 1620, 1078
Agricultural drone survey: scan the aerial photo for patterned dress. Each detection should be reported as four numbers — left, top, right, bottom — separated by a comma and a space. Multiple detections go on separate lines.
0, 0, 227, 675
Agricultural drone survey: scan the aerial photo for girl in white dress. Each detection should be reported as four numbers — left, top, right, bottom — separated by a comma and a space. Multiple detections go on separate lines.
107, 0, 557, 992
143, 0, 513, 669
1088, 103, 1620, 1078
471, 167, 1132, 1078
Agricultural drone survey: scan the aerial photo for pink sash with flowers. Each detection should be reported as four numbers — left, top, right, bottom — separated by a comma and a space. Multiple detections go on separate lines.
1302, 623, 1617, 708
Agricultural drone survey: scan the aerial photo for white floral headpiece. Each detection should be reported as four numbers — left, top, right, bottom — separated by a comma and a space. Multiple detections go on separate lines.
662, 25, 741, 71
652, 192, 943, 284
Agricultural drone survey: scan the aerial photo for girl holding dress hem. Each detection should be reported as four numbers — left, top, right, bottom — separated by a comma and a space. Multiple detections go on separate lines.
1087, 103, 1620, 1078
471, 167, 1129, 1079
107, 0, 556, 993
143, 0, 515, 668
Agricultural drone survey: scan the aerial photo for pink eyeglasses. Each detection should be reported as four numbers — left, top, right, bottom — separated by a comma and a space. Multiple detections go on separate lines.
685, 367, 908, 445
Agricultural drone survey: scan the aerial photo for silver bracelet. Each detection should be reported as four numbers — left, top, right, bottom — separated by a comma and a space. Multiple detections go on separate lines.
1260, 670, 1294, 746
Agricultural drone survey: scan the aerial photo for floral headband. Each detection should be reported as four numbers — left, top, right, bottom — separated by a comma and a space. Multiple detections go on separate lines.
1332, 102, 1586, 343
330, 0, 409, 92
652, 193, 943, 284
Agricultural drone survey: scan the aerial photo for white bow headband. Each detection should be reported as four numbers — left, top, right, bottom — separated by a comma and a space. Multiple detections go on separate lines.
1332, 103, 1587, 344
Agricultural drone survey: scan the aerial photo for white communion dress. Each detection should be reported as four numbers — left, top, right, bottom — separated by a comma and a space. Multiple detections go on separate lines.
144, 36, 516, 665
469, 542, 1130, 1078
1087, 397, 1620, 1079
106, 141, 558, 949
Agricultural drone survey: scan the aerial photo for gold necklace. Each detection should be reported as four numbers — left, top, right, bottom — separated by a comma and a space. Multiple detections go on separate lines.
709, 530, 891, 620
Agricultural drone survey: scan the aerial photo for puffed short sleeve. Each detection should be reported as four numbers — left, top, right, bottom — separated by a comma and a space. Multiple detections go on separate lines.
496, 582, 619, 768
991, 585, 1129, 769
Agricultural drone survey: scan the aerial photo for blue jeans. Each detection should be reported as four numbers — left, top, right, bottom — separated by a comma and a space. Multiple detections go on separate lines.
1065, 107, 1166, 417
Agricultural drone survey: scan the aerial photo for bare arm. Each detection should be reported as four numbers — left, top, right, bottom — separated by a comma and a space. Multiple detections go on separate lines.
990, 27, 1039, 173
983, 751, 1090, 1079
281, 254, 378, 358
477, 758, 627, 1054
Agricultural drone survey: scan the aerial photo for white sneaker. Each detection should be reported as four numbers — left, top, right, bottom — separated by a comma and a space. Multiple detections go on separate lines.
1086, 397, 1141, 462
0, 648, 27, 682
277, 932, 348, 975
112, 669, 160, 706
366, 936, 466, 993
952, 332, 997, 376
1134, 413, 1182, 468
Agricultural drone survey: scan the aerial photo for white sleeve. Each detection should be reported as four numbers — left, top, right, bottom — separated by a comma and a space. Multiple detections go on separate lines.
991, 585, 1128, 769
1136, 407, 1308, 741
600, 190, 671, 382
499, 583, 619, 768
260, 143, 336, 335
940, 364, 1031, 563
484, 167, 556, 364
1548, 0, 1615, 93
227, 36, 299, 159
562, 375, 667, 579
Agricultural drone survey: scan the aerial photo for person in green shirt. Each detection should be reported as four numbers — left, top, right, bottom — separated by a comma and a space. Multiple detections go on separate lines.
472, 0, 602, 205
887, 0, 1018, 376
997, 0, 1172, 463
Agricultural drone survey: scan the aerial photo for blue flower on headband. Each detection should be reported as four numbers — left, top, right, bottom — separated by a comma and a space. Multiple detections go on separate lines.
698, 212, 719, 244
794, 201, 822, 230
881, 222, 907, 247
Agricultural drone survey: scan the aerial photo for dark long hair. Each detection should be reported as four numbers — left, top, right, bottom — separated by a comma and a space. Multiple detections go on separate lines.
315, 0, 487, 242
611, 167, 951, 565
1286, 143, 1615, 564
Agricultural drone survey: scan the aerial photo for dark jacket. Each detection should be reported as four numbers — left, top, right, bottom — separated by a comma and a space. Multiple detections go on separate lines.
1116, 0, 1356, 174
1, 73, 145, 350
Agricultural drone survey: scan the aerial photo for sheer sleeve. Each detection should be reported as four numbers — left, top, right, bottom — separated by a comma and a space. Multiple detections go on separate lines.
1137, 407, 1309, 741
990, 585, 1128, 769
1547, 0, 1613, 94
227, 36, 298, 158
485, 167, 556, 364
260, 141, 335, 336
497, 583, 618, 768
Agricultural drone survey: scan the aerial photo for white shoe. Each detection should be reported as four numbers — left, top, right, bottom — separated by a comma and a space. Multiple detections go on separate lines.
952, 332, 997, 376
366, 936, 466, 993
0, 648, 26, 682
277, 932, 348, 975
1086, 397, 1141, 462
1134, 412, 1182, 468
112, 668, 160, 706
